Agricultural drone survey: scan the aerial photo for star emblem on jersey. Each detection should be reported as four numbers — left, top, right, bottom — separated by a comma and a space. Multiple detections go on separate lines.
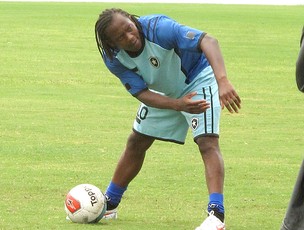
191, 118, 199, 130
149, 57, 160, 68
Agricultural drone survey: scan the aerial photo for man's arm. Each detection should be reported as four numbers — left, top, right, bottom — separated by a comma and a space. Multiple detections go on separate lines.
200, 34, 241, 113
135, 90, 210, 114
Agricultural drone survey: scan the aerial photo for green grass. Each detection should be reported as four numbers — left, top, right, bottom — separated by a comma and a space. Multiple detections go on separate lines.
1, 2, 304, 229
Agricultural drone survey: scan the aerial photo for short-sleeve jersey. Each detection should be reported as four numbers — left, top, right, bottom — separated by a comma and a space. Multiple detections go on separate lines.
103, 14, 212, 98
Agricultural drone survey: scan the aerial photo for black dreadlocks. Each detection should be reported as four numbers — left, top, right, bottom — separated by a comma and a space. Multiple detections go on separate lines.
95, 8, 142, 61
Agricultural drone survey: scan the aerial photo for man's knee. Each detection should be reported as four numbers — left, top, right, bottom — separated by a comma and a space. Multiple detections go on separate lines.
126, 131, 155, 153
196, 136, 220, 156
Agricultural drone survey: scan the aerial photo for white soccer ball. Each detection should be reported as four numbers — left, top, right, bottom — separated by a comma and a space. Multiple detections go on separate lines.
64, 184, 107, 223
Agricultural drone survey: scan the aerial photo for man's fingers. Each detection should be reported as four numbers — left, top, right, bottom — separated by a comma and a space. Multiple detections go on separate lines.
224, 99, 240, 113
221, 92, 242, 113
187, 91, 197, 99
186, 100, 210, 114
233, 95, 242, 108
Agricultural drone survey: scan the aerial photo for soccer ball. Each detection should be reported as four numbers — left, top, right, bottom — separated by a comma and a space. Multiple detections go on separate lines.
64, 184, 107, 223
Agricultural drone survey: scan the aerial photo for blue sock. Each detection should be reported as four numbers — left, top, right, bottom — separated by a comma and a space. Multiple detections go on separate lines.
208, 193, 224, 213
105, 181, 127, 206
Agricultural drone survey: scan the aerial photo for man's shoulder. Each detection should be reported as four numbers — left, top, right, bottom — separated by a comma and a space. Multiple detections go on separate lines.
139, 14, 172, 27
139, 14, 168, 21
139, 14, 176, 43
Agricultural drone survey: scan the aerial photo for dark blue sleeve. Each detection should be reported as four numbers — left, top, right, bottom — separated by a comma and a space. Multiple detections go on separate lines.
142, 15, 205, 52
104, 56, 148, 96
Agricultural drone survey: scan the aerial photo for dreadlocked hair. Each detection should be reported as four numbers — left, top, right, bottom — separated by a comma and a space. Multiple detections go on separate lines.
95, 8, 142, 61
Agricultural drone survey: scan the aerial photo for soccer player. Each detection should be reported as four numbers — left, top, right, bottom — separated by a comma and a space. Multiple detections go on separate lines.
95, 8, 241, 230
280, 27, 304, 230
296, 26, 304, 93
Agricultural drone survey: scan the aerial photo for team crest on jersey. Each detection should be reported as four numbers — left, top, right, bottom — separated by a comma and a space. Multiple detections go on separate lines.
191, 118, 199, 130
149, 57, 160, 68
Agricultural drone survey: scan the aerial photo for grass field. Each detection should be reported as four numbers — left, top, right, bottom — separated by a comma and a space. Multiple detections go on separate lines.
1, 2, 304, 229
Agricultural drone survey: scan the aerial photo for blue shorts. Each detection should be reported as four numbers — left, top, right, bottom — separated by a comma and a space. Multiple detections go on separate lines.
133, 68, 221, 144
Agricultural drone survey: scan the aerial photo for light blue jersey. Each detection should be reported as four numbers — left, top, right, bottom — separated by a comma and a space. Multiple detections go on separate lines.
104, 14, 212, 97
103, 14, 221, 144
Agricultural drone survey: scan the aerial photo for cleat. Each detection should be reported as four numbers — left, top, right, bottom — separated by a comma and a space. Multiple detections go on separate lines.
102, 208, 118, 220
208, 204, 225, 222
195, 211, 225, 230
102, 194, 118, 220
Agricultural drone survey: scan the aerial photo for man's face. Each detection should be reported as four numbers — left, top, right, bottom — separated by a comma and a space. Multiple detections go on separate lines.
105, 13, 142, 53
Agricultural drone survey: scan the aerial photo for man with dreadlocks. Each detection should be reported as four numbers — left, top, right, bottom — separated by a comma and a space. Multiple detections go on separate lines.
95, 8, 241, 230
